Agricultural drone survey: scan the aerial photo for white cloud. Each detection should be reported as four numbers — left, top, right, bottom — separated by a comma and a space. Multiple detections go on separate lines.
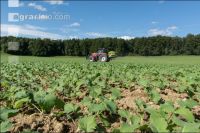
59, 23, 80, 34
117, 36, 135, 40
44, 0, 67, 5
167, 26, 178, 30
151, 21, 159, 24
69, 22, 80, 27
28, 3, 47, 11
148, 26, 178, 36
148, 29, 168, 36
1, 24, 66, 40
86, 32, 106, 38
69, 36, 79, 39
24, 24, 46, 31
60, 28, 79, 34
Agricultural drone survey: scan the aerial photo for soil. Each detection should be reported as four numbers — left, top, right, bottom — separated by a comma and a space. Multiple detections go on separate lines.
117, 88, 149, 112
192, 105, 200, 119
10, 113, 69, 133
106, 122, 121, 132
0, 100, 7, 107
5, 87, 198, 133
160, 88, 188, 107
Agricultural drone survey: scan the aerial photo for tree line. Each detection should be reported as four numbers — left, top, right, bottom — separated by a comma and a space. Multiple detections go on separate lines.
0, 34, 200, 56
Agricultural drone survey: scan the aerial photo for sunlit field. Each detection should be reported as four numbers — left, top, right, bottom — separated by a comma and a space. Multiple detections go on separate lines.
1, 53, 200, 132
1, 53, 200, 64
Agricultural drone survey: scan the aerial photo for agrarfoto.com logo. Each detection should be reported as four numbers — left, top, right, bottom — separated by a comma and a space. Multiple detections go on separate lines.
8, 13, 70, 22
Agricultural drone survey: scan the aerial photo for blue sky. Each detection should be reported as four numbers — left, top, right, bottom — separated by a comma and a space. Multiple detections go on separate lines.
1, 0, 200, 40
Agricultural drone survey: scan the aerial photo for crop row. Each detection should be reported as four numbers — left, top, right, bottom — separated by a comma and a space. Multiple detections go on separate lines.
0, 62, 200, 132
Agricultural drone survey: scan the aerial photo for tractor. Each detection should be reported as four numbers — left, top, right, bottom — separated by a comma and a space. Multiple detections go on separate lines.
88, 48, 110, 62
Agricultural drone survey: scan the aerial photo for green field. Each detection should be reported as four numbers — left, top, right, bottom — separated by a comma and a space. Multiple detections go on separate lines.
1, 53, 200, 132
1, 53, 200, 64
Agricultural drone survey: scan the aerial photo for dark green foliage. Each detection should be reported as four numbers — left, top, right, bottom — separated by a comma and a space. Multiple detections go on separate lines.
1, 34, 200, 56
